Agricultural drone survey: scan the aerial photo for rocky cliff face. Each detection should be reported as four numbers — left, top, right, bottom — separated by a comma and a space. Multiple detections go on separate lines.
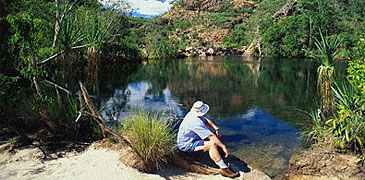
160, 0, 257, 57
182, 0, 222, 12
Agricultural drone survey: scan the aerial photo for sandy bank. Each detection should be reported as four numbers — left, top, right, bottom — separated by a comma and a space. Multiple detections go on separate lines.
0, 143, 267, 180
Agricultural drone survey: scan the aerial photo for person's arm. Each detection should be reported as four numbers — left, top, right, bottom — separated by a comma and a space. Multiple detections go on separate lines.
208, 134, 230, 157
204, 117, 221, 138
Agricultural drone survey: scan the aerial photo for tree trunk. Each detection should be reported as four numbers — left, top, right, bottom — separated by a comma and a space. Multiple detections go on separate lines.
52, 0, 60, 48
30, 44, 58, 132
87, 46, 100, 97
30, 44, 41, 94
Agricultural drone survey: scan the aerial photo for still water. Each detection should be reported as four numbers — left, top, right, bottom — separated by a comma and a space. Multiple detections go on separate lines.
93, 56, 345, 177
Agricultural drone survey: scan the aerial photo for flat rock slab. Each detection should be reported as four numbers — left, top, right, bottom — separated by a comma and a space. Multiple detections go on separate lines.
180, 151, 271, 180
240, 168, 271, 180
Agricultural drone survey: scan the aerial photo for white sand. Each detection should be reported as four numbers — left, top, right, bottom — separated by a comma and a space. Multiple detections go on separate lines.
0, 145, 235, 180
0, 143, 270, 180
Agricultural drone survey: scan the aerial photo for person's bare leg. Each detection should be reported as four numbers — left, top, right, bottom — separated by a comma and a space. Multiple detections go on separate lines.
196, 141, 239, 178
206, 141, 221, 162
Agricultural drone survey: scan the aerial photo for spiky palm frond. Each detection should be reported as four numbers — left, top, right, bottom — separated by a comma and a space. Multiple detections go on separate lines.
312, 30, 342, 66
84, 11, 113, 49
58, 14, 83, 51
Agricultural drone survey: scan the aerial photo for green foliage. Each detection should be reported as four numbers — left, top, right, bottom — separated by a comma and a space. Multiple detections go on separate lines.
8, 137, 19, 146
58, 14, 82, 51
247, 0, 364, 57
327, 81, 364, 152
123, 110, 176, 170
309, 31, 342, 112
146, 29, 185, 59
302, 109, 328, 143
297, 0, 340, 35
348, 38, 365, 97
307, 38, 365, 162
310, 31, 342, 66
107, 136, 119, 144
0, 73, 19, 105
223, 23, 252, 48
7, 12, 52, 63
83, 11, 115, 50
117, 34, 142, 59
263, 14, 310, 57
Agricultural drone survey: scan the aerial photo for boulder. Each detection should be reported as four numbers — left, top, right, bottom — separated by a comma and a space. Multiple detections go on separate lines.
185, 46, 193, 52
199, 52, 206, 57
207, 48, 214, 55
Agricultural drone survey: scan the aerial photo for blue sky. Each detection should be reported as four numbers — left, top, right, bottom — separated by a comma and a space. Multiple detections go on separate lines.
126, 0, 173, 17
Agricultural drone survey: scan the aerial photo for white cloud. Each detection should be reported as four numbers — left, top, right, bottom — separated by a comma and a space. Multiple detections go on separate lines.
126, 0, 173, 16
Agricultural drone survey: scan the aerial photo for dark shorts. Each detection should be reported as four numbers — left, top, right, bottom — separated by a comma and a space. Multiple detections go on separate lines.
186, 140, 204, 152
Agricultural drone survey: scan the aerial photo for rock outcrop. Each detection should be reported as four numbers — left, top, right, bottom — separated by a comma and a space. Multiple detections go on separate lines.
160, 0, 260, 58
182, 0, 222, 12
273, 0, 297, 18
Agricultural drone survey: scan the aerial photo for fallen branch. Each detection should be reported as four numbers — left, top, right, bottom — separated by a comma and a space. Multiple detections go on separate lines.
78, 82, 136, 149
37, 50, 64, 66
44, 79, 72, 95
37, 45, 88, 66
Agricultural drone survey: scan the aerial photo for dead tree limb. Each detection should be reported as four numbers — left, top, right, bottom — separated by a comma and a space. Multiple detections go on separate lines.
78, 82, 133, 146
45, 79, 72, 95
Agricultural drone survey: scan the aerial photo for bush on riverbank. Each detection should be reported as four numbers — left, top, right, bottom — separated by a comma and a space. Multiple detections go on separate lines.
305, 38, 365, 163
0, 0, 145, 141
122, 110, 176, 170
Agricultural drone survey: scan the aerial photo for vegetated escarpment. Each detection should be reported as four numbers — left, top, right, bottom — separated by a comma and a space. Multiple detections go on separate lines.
141, 0, 259, 58
141, 0, 365, 59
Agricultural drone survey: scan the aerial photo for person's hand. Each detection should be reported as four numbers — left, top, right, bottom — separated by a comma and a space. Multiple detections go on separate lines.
222, 146, 230, 157
215, 129, 221, 138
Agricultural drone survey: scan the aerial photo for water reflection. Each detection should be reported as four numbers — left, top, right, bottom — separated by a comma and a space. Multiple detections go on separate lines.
214, 107, 300, 176
101, 81, 184, 123
94, 56, 346, 176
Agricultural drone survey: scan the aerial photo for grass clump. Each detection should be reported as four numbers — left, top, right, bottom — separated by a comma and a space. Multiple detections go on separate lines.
302, 109, 329, 144
123, 110, 176, 170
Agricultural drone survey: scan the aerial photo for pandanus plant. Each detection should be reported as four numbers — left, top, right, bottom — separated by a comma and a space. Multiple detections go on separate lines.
83, 11, 113, 93
57, 14, 84, 91
84, 12, 113, 69
310, 31, 342, 114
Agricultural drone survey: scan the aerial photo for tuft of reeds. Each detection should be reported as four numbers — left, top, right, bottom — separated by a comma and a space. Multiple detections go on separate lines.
123, 110, 176, 170
302, 108, 328, 144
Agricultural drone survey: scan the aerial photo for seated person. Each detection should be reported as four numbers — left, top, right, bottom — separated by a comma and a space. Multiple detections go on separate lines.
177, 101, 239, 178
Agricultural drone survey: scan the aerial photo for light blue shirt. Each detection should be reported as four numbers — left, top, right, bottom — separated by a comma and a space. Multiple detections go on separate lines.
177, 112, 213, 151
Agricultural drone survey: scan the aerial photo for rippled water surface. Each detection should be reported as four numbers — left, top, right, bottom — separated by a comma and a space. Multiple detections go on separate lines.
90, 56, 346, 177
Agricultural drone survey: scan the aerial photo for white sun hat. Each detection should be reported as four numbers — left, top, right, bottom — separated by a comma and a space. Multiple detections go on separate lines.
190, 101, 210, 116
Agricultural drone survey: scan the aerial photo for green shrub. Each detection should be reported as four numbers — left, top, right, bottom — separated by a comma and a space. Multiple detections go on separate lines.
262, 14, 310, 57
123, 110, 176, 170
145, 29, 185, 59
309, 38, 365, 163
0, 73, 18, 105
223, 23, 252, 48
327, 81, 364, 151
